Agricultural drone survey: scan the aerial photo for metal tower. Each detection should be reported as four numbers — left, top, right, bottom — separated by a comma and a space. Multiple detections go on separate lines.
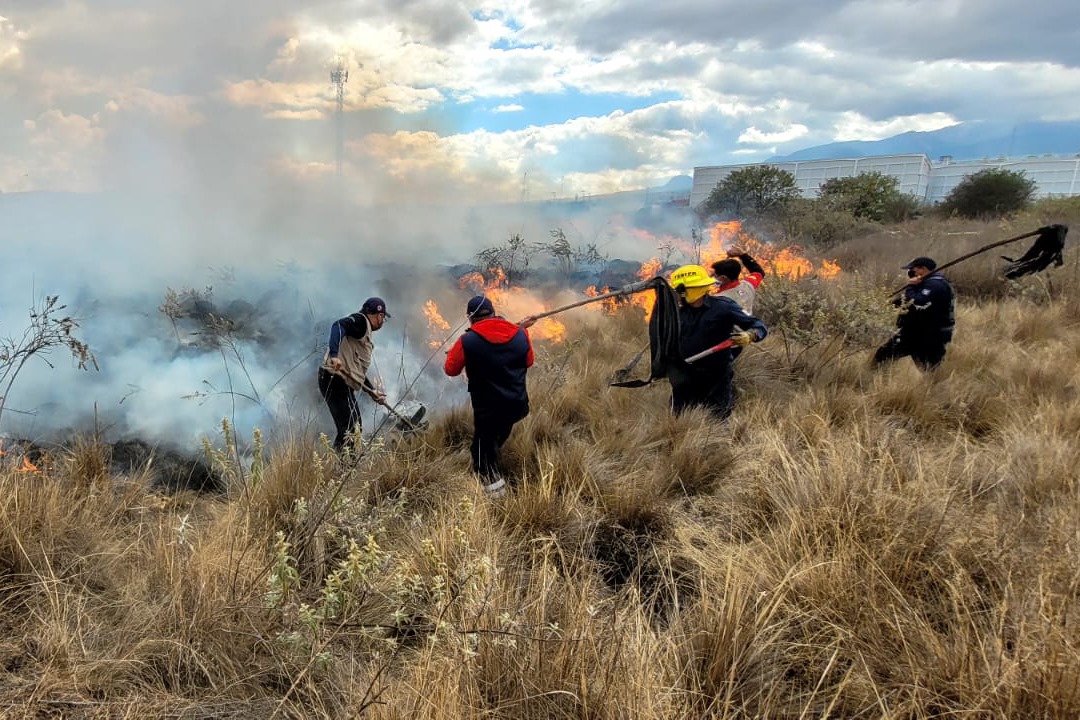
330, 60, 348, 180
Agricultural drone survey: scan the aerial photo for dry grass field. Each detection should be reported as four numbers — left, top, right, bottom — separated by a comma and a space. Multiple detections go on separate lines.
2, 206, 1079, 718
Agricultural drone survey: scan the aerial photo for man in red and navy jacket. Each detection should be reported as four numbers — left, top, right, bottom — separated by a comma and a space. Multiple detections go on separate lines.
444, 295, 534, 497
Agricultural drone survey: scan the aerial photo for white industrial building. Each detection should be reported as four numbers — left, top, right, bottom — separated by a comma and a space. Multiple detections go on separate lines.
690, 153, 1080, 209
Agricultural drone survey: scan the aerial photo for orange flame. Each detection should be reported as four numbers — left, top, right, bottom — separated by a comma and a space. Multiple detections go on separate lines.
705, 221, 746, 267
819, 259, 842, 280
1, 441, 40, 474
457, 270, 566, 342
584, 285, 619, 314
632, 258, 663, 317
422, 299, 451, 349
705, 222, 841, 282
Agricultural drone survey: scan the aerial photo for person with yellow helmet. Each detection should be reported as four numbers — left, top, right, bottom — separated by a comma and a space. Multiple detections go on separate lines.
668, 264, 767, 417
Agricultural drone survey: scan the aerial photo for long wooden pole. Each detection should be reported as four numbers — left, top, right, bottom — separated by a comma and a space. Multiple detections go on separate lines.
889, 227, 1042, 296
519, 278, 659, 322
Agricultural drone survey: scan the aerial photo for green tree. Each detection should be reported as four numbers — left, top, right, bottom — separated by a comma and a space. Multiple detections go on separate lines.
940, 168, 1036, 218
819, 171, 913, 222
699, 166, 800, 218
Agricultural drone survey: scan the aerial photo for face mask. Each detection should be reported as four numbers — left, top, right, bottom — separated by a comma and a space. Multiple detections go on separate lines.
907, 269, 917, 278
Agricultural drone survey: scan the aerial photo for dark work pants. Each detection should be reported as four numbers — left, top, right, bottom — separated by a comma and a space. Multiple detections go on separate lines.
319, 368, 361, 450
873, 333, 948, 371
471, 403, 526, 479
671, 364, 735, 419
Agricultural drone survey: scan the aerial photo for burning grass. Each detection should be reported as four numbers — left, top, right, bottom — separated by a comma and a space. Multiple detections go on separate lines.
2, 226, 1079, 717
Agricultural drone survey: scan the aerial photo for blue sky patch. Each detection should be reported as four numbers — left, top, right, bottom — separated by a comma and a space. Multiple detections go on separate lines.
453, 89, 682, 134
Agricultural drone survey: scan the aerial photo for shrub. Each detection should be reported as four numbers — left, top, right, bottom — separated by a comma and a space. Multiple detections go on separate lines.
939, 168, 1036, 219
880, 192, 924, 223
699, 166, 800, 219
774, 198, 872, 249
753, 274, 895, 372
819, 172, 909, 223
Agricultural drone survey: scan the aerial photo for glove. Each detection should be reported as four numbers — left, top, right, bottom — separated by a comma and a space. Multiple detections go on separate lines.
730, 330, 756, 347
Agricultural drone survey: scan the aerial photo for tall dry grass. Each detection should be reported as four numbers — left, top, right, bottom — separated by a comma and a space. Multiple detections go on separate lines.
1, 219, 1079, 718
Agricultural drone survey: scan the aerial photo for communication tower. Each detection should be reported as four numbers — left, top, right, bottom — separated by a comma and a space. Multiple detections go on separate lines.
330, 60, 349, 180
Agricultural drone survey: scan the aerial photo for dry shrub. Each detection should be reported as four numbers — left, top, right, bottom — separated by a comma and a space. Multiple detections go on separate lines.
63, 434, 112, 491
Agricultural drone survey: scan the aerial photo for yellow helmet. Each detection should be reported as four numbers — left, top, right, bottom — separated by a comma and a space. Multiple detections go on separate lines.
670, 264, 716, 303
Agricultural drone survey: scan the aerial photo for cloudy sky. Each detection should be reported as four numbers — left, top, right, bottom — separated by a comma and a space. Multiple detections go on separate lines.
3, 0, 1079, 204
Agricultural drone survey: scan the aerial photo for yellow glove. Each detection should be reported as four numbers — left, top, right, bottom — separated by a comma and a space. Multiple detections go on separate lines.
730, 330, 756, 347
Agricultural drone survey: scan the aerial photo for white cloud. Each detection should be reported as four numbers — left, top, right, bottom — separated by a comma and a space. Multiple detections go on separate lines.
834, 111, 958, 141
738, 124, 809, 145
266, 108, 325, 120
494, 103, 524, 112
0, 15, 27, 71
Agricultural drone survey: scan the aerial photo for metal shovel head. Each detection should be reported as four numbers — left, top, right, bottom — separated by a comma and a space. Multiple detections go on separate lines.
390, 401, 428, 432
609, 344, 650, 388
609, 378, 653, 388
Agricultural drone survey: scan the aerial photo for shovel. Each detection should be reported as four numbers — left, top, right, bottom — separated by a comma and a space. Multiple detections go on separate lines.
609, 343, 651, 387
609, 338, 737, 387
377, 398, 427, 432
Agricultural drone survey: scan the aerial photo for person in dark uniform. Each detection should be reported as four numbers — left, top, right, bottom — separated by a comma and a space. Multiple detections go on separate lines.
873, 256, 955, 371
444, 295, 535, 497
668, 264, 768, 418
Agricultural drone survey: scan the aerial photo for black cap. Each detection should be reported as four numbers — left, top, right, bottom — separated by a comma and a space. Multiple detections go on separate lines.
466, 295, 495, 318
361, 297, 391, 317
902, 256, 937, 271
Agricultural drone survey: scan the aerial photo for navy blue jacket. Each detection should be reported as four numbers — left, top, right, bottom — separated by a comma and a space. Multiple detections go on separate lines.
327, 313, 368, 357
898, 272, 955, 341
445, 317, 534, 412
675, 295, 767, 381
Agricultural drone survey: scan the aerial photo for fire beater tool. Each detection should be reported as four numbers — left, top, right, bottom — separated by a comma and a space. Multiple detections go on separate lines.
888, 226, 1067, 297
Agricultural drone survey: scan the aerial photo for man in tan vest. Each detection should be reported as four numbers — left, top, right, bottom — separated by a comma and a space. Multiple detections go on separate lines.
318, 297, 389, 451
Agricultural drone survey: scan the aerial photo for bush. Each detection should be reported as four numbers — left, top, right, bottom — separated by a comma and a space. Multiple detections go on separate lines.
880, 192, 924, 224
819, 172, 911, 223
754, 274, 894, 352
774, 198, 872, 249
939, 168, 1036, 219
699, 166, 800, 219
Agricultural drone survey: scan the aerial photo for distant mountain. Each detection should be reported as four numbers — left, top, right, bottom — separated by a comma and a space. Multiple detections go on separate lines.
770, 120, 1080, 163
657, 175, 692, 191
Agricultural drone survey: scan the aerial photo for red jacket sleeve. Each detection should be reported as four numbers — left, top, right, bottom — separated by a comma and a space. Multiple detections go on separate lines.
444, 337, 466, 376
745, 273, 764, 289
524, 329, 535, 368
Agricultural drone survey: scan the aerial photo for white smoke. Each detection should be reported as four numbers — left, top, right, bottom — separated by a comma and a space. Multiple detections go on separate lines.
0, 184, 675, 449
